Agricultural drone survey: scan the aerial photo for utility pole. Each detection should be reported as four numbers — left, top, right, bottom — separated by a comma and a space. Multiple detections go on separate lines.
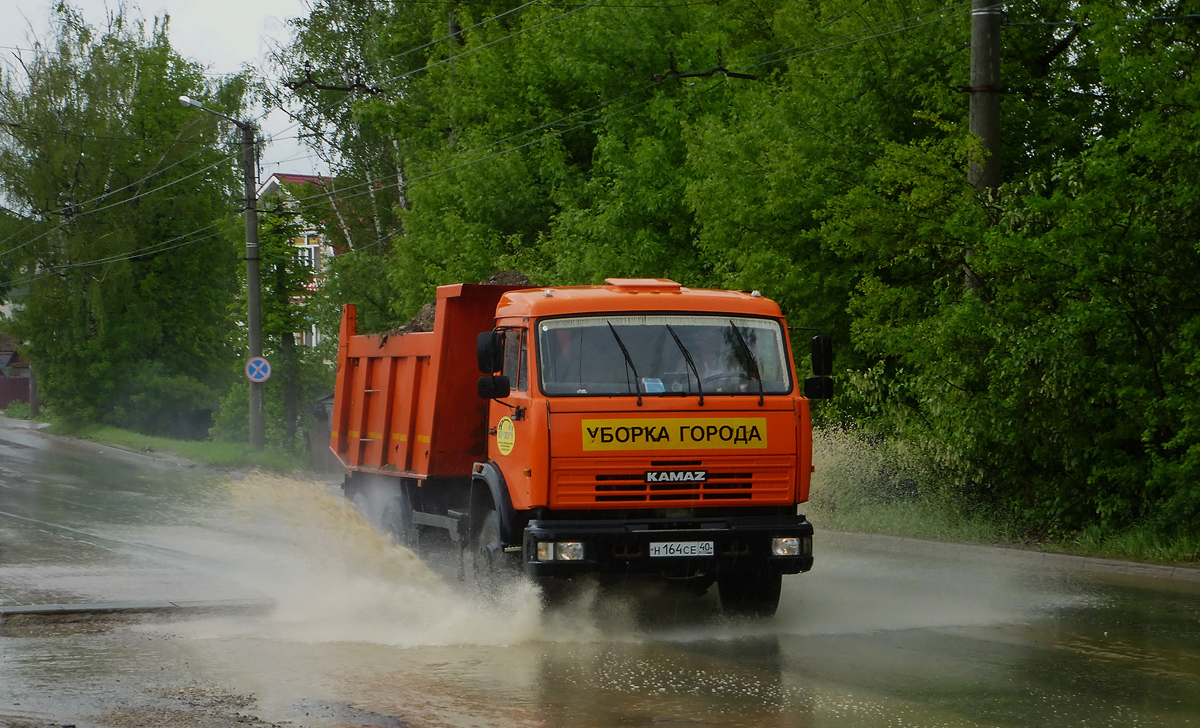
966, 0, 1003, 294
240, 123, 265, 451
969, 0, 1002, 190
181, 96, 265, 450
28, 365, 38, 418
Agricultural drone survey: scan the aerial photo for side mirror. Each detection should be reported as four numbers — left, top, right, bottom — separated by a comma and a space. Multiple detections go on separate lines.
811, 335, 833, 376
477, 331, 504, 373
478, 375, 511, 400
804, 376, 834, 400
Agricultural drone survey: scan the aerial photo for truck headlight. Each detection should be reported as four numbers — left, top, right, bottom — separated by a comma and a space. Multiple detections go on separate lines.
555, 541, 585, 561
771, 537, 800, 556
535, 541, 585, 561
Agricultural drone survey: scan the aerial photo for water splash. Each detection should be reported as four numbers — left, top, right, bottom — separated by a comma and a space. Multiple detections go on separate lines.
166, 472, 584, 647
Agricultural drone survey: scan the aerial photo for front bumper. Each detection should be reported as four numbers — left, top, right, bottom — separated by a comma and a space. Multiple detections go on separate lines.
522, 514, 814, 578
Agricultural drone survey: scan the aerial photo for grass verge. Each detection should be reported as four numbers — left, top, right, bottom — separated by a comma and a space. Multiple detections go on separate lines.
807, 498, 1015, 545
809, 426, 1197, 567
809, 497, 1198, 567
47, 423, 311, 472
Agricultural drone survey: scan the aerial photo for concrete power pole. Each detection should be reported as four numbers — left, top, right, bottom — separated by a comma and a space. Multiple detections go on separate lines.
969, 0, 1003, 190
241, 124, 265, 451
966, 0, 1003, 293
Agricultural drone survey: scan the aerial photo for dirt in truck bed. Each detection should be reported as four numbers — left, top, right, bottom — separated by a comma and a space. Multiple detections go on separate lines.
387, 270, 532, 335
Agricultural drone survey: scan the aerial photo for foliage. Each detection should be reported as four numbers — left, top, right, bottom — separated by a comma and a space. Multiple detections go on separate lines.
820, 2, 1200, 535
0, 3, 247, 436
2, 400, 30, 420
277, 0, 1200, 536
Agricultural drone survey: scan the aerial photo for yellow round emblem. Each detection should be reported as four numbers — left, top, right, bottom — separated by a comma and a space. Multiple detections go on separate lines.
496, 416, 516, 456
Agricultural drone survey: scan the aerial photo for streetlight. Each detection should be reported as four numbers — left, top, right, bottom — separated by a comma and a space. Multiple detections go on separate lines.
179, 95, 265, 450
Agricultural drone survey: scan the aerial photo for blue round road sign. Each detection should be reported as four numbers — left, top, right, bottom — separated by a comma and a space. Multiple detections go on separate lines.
246, 356, 271, 382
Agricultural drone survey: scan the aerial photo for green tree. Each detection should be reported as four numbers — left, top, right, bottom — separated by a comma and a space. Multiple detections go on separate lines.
822, 2, 1200, 534
280, 0, 1200, 539
0, 3, 248, 436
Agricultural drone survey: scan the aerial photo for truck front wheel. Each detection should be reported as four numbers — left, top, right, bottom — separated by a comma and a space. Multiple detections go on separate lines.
718, 571, 782, 617
466, 509, 513, 590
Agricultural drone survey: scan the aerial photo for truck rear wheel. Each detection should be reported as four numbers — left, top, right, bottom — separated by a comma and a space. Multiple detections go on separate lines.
717, 571, 782, 617
380, 489, 416, 549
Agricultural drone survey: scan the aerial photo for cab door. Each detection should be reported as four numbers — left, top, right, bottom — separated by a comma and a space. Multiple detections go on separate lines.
489, 326, 536, 508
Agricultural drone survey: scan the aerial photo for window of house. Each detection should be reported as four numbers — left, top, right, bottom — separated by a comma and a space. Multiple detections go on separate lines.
296, 232, 321, 269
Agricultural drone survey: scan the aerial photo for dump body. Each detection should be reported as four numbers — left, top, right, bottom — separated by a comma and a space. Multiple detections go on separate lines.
330, 284, 527, 476
331, 278, 824, 615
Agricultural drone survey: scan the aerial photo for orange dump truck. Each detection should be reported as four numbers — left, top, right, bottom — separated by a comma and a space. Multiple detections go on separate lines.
330, 278, 833, 615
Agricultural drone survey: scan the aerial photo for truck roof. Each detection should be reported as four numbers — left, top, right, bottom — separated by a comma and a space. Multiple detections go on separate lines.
495, 278, 784, 320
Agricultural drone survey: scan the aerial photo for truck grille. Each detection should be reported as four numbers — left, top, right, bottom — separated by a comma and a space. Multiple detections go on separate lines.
552, 458, 793, 507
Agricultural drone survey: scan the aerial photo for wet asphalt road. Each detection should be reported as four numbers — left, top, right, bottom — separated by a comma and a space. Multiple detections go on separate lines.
2, 420, 1200, 728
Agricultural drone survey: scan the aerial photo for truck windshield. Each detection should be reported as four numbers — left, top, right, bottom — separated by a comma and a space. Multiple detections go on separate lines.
537, 314, 792, 397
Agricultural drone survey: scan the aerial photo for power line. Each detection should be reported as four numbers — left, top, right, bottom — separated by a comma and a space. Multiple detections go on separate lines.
284, 84, 664, 222
0, 44, 248, 79
267, 0, 608, 147
0, 0, 583, 258
0, 148, 242, 258
7, 0, 989, 284
0, 120, 272, 145
0, 0, 615, 262
2, 221, 234, 288
2, 0, 1004, 268
267, 1, 995, 219
1004, 14, 1200, 27
0, 142, 237, 251
10, 7, 982, 286
743, 0, 977, 70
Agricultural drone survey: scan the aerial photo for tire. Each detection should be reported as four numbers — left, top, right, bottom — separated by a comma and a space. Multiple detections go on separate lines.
718, 571, 782, 617
380, 488, 417, 549
466, 509, 516, 590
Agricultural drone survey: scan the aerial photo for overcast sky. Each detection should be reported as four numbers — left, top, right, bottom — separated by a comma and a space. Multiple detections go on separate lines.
0, 0, 325, 175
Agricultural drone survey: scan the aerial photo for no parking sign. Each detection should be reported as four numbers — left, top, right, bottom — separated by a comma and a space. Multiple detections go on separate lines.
246, 356, 271, 382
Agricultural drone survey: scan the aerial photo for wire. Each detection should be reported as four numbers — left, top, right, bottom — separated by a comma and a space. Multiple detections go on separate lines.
6, 0, 988, 286
0, 121, 264, 145
350, 0, 545, 76
273, 77, 662, 213
0, 0, 997, 266
264, 1, 989, 218
274, 0, 987, 215
1004, 14, 1200, 27
743, 0, 976, 71
247, 0, 627, 210
2, 0, 594, 258
0, 43, 252, 76
266, 0, 609, 149
2, 221, 234, 288
0, 149, 242, 258
284, 83, 661, 222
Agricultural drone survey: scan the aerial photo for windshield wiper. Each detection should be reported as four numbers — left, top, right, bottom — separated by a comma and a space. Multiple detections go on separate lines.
607, 321, 643, 406
728, 320, 765, 406
665, 323, 704, 406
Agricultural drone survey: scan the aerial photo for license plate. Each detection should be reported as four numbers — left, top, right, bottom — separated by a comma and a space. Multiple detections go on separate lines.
649, 541, 714, 558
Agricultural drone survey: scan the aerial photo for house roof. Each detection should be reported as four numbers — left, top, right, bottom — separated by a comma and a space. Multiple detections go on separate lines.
257, 172, 331, 199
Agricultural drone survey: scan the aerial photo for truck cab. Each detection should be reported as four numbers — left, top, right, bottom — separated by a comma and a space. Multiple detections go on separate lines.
475, 278, 820, 614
